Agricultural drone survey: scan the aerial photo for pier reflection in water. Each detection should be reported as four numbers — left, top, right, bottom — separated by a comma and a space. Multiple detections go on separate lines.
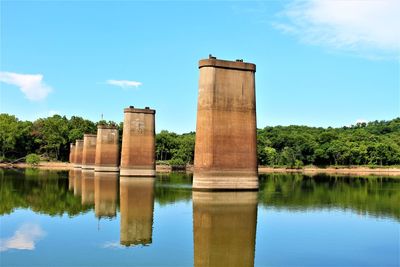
73, 169, 82, 197
81, 170, 95, 205
94, 172, 118, 218
1, 169, 399, 267
68, 170, 74, 191
193, 191, 258, 267
120, 177, 155, 246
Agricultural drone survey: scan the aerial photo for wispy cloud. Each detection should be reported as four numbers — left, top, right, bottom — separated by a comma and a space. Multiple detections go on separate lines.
273, 0, 400, 59
101, 241, 123, 249
107, 79, 142, 89
0, 223, 46, 252
0, 71, 53, 101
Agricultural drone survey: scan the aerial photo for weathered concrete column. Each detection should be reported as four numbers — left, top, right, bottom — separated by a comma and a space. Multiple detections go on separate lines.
69, 143, 76, 164
82, 134, 97, 170
81, 170, 95, 205
120, 107, 156, 177
94, 125, 119, 172
74, 140, 84, 169
94, 172, 118, 218
193, 191, 258, 267
120, 177, 155, 246
193, 57, 259, 190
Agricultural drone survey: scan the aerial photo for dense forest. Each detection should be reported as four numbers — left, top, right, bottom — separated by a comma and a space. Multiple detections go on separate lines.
0, 113, 399, 167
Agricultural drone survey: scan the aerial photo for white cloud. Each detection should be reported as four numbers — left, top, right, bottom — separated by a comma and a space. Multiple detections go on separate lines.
274, 0, 400, 58
0, 223, 45, 252
101, 241, 123, 249
107, 79, 142, 89
0, 71, 52, 101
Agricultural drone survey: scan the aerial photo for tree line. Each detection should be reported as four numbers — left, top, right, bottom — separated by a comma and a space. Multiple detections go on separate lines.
0, 113, 399, 166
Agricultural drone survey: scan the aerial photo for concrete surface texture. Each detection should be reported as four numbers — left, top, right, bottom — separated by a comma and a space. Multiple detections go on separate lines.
94, 125, 120, 172
82, 134, 97, 170
193, 191, 258, 267
74, 140, 84, 168
69, 143, 76, 164
193, 57, 259, 190
120, 177, 155, 246
120, 107, 156, 176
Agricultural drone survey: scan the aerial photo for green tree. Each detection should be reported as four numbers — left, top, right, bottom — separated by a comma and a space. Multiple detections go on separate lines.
67, 116, 96, 142
264, 147, 277, 166
31, 115, 70, 160
26, 153, 40, 166
0, 114, 22, 158
279, 147, 298, 167
156, 130, 179, 161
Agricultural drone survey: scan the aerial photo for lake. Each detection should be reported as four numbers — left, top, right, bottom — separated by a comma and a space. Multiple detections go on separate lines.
0, 169, 399, 266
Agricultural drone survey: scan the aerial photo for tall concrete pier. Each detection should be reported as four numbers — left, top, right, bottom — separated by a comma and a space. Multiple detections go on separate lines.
193, 56, 258, 190
69, 143, 76, 164
94, 125, 119, 172
120, 107, 156, 177
74, 140, 84, 169
193, 191, 258, 267
120, 177, 154, 246
82, 134, 97, 170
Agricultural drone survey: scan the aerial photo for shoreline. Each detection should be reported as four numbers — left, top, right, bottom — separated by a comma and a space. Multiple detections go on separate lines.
1, 162, 400, 177
258, 166, 400, 177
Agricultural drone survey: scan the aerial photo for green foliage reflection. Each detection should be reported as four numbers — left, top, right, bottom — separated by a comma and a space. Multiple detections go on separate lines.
0, 169, 91, 216
155, 173, 192, 205
0, 169, 398, 221
259, 174, 400, 220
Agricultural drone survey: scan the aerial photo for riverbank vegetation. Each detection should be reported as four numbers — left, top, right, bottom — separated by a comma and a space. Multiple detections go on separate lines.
0, 113, 399, 167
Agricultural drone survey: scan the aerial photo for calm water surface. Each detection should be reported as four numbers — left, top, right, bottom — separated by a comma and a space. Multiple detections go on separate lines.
0, 169, 399, 266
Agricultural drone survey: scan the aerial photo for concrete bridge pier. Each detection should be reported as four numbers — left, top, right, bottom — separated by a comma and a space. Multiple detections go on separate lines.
120, 107, 156, 177
94, 125, 120, 172
82, 134, 97, 170
193, 56, 259, 190
69, 143, 76, 165
74, 140, 84, 169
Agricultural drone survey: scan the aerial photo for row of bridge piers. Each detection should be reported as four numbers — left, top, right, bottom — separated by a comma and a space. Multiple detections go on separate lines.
69, 107, 155, 175
69, 57, 259, 264
69, 56, 258, 190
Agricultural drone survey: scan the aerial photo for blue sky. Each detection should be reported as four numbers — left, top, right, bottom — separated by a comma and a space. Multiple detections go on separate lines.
1, 0, 399, 133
